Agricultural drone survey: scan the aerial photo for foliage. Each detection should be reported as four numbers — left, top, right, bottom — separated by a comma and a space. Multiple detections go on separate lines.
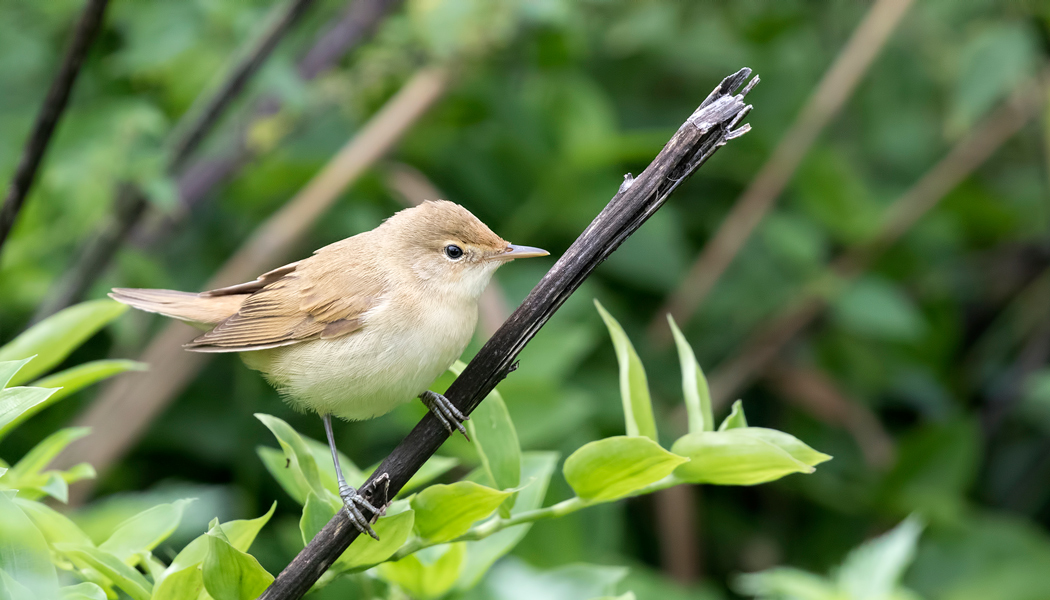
3, 0, 1050, 598
0, 301, 827, 598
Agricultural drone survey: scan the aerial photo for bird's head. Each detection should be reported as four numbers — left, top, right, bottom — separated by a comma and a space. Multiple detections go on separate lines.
381, 200, 548, 299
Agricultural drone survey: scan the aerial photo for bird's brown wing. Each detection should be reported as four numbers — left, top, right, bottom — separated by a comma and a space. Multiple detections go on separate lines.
184, 241, 386, 352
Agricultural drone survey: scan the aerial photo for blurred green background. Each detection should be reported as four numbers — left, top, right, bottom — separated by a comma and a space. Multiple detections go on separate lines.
2, 0, 1050, 598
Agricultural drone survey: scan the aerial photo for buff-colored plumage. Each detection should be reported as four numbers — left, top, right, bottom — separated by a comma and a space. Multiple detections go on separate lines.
110, 200, 548, 421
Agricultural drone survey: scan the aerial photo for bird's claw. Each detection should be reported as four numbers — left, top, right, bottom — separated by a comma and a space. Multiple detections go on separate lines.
420, 390, 470, 440
339, 482, 380, 540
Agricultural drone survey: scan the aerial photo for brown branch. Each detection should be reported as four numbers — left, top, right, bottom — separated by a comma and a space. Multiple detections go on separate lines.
257, 68, 757, 600
649, 0, 914, 346
54, 68, 451, 504
708, 76, 1047, 409
384, 162, 510, 337
0, 0, 111, 257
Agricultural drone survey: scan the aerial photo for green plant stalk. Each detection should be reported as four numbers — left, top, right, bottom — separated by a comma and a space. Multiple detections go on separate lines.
377, 475, 684, 566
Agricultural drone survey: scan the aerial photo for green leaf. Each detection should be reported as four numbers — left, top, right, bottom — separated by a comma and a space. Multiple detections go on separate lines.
14, 498, 94, 547
99, 499, 193, 564
0, 300, 127, 386
299, 492, 335, 546
0, 492, 59, 599
447, 361, 521, 503
5, 427, 91, 483
379, 543, 466, 600
837, 516, 924, 599
151, 565, 203, 600
255, 414, 333, 504
734, 567, 840, 600
0, 387, 59, 442
160, 503, 275, 587
667, 315, 713, 433
256, 446, 307, 505
401, 455, 460, 495
56, 545, 151, 600
32, 360, 147, 403
719, 400, 748, 430
0, 569, 35, 600
591, 594, 636, 600
456, 452, 559, 591
594, 300, 657, 440
60, 582, 107, 600
563, 436, 687, 502
0, 358, 34, 390
302, 435, 363, 493
202, 526, 274, 600
411, 481, 512, 543
336, 509, 415, 571
671, 428, 831, 485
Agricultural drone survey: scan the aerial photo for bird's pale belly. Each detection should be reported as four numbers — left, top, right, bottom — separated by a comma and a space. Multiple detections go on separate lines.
241, 304, 476, 421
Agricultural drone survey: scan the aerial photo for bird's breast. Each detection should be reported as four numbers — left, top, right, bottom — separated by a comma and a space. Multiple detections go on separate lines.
249, 294, 479, 421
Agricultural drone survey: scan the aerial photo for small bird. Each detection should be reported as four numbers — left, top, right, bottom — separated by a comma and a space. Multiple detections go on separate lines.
110, 200, 548, 538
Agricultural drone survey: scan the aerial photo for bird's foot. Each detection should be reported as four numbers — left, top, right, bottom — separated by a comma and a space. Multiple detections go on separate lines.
420, 390, 470, 440
361, 473, 392, 524
338, 482, 381, 540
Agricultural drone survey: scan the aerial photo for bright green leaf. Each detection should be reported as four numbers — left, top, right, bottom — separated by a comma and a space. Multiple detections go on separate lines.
446, 361, 521, 508
0, 387, 59, 442
0, 492, 59, 599
0, 358, 34, 390
671, 428, 830, 485
0, 569, 35, 600
256, 414, 333, 504
99, 499, 193, 565
411, 481, 511, 543
56, 544, 151, 600
14, 498, 94, 547
5, 428, 91, 483
202, 527, 273, 600
379, 543, 466, 600
401, 455, 460, 495
336, 509, 415, 571
563, 436, 687, 502
734, 567, 840, 600
302, 434, 363, 493
151, 565, 203, 600
837, 516, 924, 599
60, 582, 106, 600
161, 503, 275, 585
0, 300, 127, 386
668, 315, 713, 433
32, 360, 147, 403
719, 400, 747, 431
456, 452, 559, 591
299, 492, 335, 546
256, 446, 308, 505
595, 300, 657, 440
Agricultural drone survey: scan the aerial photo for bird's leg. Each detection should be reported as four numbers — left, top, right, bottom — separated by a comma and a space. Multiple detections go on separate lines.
322, 414, 380, 540
419, 390, 470, 440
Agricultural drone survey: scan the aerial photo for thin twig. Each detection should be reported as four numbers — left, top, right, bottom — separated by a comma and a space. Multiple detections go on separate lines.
0, 0, 110, 257
708, 76, 1046, 409
35, 0, 400, 320
649, 0, 914, 345
54, 68, 451, 504
167, 0, 319, 172
258, 68, 758, 600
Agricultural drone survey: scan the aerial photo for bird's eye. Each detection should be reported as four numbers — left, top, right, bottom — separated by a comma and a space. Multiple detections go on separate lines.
444, 244, 464, 260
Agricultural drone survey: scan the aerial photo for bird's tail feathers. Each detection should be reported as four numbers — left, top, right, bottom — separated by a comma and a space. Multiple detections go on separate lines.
109, 288, 247, 326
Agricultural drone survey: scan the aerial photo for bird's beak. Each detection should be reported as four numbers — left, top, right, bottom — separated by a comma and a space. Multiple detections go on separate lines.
491, 244, 550, 261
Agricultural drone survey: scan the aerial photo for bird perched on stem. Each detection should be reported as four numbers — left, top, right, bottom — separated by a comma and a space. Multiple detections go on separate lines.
110, 200, 548, 538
